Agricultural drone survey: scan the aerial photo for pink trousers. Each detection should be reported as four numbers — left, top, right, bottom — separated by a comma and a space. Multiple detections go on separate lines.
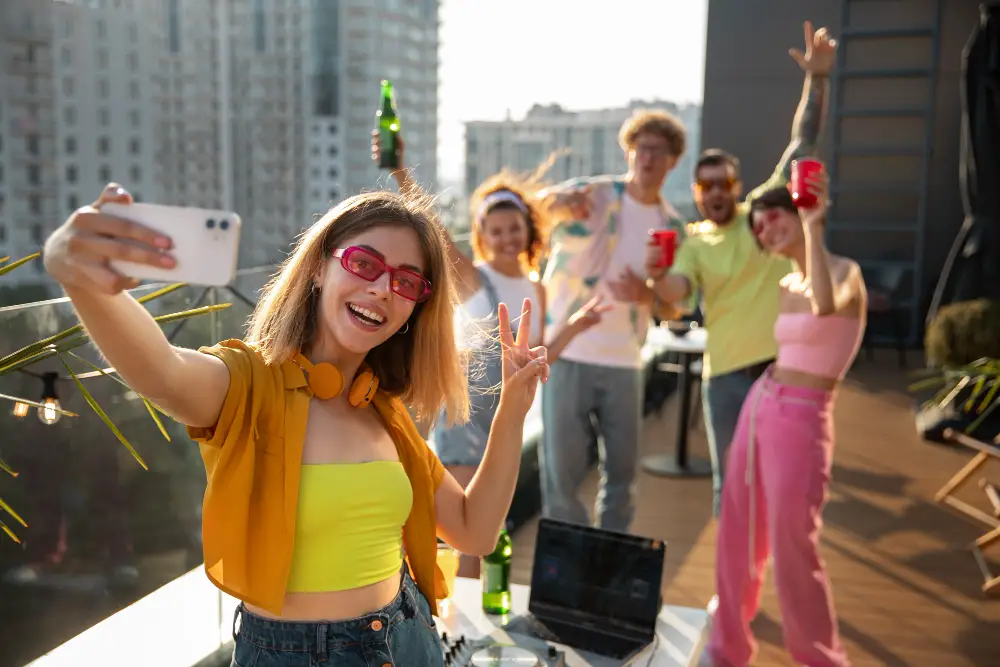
708, 372, 849, 667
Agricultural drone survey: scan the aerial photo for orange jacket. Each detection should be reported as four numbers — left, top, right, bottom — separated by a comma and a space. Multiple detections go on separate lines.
187, 339, 446, 616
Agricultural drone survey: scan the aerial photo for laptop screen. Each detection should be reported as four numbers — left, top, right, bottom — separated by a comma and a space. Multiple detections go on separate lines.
528, 518, 665, 638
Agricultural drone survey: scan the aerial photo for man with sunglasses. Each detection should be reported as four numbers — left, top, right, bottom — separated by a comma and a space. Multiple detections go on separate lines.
646, 21, 837, 515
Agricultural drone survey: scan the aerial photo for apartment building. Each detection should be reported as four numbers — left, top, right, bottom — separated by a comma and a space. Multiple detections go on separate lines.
0, 0, 440, 282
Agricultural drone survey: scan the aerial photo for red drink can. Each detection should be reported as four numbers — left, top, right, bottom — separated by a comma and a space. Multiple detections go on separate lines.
789, 158, 824, 208
649, 229, 678, 269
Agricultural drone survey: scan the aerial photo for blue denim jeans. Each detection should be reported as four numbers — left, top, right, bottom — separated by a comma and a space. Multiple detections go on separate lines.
540, 359, 642, 531
230, 570, 443, 667
701, 360, 772, 516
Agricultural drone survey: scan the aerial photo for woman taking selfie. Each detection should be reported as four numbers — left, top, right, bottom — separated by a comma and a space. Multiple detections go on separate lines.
373, 133, 609, 578
43, 183, 549, 667
702, 166, 864, 667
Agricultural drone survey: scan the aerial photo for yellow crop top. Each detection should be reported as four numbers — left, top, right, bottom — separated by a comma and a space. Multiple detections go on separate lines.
286, 461, 413, 592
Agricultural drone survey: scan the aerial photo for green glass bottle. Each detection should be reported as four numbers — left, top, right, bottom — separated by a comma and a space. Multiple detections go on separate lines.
376, 79, 400, 170
481, 527, 512, 615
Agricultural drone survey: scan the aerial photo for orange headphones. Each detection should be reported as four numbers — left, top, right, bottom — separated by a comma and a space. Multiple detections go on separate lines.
293, 353, 379, 408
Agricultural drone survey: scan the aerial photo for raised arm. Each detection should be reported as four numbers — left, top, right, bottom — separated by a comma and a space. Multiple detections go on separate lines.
371, 131, 481, 301
434, 300, 548, 555
43, 185, 230, 429
800, 170, 862, 315
751, 21, 837, 198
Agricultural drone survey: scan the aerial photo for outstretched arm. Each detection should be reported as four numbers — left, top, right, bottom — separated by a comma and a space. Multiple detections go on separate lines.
752, 21, 837, 198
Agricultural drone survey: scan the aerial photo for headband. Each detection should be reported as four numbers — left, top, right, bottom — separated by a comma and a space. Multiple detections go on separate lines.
476, 189, 529, 225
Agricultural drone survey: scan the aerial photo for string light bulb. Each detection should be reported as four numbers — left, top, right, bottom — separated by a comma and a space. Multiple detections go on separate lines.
38, 372, 61, 426
12, 402, 29, 418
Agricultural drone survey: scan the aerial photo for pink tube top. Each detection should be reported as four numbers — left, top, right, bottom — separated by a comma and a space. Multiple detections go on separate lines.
773, 312, 865, 381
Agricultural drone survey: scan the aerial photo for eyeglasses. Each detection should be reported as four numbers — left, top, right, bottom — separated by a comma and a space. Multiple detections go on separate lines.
751, 209, 783, 236
695, 177, 737, 193
333, 246, 432, 302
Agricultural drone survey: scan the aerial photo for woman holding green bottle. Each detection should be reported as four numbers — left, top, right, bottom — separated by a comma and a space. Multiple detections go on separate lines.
372, 132, 611, 579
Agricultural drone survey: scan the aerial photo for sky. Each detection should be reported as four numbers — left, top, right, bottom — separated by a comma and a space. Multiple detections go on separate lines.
436, 0, 709, 183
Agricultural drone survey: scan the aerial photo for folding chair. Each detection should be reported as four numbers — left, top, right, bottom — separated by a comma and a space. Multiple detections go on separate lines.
937, 429, 1000, 595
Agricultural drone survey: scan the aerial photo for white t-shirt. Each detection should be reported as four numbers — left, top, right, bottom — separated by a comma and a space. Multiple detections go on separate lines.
455, 262, 542, 346
559, 193, 660, 369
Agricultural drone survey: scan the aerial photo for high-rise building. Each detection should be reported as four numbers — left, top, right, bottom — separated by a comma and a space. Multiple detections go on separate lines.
464, 101, 702, 215
0, 0, 441, 283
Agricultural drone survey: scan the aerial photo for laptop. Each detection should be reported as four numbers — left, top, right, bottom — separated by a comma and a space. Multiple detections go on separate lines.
503, 518, 666, 661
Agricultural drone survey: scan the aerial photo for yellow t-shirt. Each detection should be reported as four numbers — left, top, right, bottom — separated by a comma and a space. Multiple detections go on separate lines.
671, 202, 792, 378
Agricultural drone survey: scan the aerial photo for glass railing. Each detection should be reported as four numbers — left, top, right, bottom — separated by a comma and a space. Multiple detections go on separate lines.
1, 264, 681, 667
0, 266, 273, 667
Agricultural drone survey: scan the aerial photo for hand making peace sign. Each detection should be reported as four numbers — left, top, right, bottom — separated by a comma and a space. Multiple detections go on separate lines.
497, 298, 549, 419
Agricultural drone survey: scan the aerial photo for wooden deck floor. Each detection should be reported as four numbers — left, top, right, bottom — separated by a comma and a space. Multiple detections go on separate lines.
509, 351, 1000, 667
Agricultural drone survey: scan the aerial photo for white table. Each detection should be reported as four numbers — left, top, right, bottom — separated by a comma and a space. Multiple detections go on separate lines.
641, 325, 712, 479
436, 577, 710, 666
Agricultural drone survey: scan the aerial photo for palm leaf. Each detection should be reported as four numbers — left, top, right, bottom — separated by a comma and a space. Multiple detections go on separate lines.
0, 302, 229, 376
0, 496, 28, 528
67, 351, 171, 442
0, 520, 21, 544
58, 357, 149, 471
0, 455, 17, 477
0, 252, 40, 277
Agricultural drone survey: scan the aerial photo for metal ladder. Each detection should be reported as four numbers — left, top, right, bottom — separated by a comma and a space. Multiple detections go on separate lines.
827, 0, 944, 345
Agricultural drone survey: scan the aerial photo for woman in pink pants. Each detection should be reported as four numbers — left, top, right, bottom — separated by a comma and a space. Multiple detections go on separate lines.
705, 166, 865, 667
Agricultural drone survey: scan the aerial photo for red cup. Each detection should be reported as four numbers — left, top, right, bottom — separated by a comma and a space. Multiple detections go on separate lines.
789, 158, 824, 209
648, 229, 678, 269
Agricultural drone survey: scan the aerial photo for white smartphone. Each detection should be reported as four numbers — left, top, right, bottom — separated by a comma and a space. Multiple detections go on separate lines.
101, 202, 242, 287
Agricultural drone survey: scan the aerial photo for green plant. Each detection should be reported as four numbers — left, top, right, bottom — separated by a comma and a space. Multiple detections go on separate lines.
910, 300, 1000, 439
0, 253, 229, 542
924, 299, 1000, 368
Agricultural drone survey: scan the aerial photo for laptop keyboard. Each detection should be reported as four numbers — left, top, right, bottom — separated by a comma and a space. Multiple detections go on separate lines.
509, 615, 642, 660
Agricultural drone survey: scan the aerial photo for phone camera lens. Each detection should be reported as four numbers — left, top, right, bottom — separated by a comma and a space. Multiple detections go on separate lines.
219, 220, 230, 231
206, 219, 216, 229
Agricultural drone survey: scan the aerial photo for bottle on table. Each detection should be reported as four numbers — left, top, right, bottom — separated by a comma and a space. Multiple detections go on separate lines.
481, 526, 512, 615
375, 79, 401, 170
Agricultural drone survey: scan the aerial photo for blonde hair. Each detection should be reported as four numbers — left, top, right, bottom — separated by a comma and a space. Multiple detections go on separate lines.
468, 151, 565, 275
245, 190, 469, 427
618, 108, 687, 157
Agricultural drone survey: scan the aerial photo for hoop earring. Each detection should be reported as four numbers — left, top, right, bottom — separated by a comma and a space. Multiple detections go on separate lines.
397, 321, 410, 336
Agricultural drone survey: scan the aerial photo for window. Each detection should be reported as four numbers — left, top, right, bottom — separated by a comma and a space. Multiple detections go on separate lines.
61, 46, 71, 66
27, 164, 40, 185
328, 189, 338, 200
64, 107, 75, 124
129, 165, 141, 182
130, 109, 140, 127
0, 224, 6, 244
96, 20, 106, 39
128, 23, 138, 43
98, 78, 109, 97
167, 0, 181, 53
129, 137, 140, 154
68, 193, 79, 211
99, 108, 110, 126
128, 52, 138, 71
97, 49, 108, 69
129, 80, 139, 99
62, 77, 74, 96
254, 0, 266, 53
29, 196, 42, 216
65, 136, 77, 153
99, 165, 112, 182
30, 222, 43, 243
98, 137, 110, 154
328, 167, 337, 178
327, 145, 337, 156
26, 134, 39, 155
66, 165, 77, 183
